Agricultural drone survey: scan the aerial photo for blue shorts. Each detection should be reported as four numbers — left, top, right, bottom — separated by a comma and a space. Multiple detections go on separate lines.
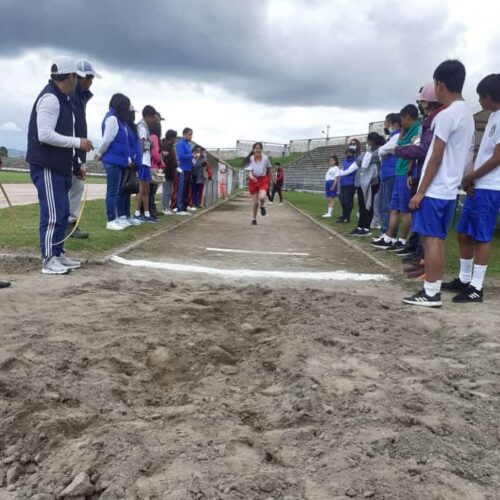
138, 164, 152, 182
390, 175, 411, 213
412, 196, 456, 240
456, 189, 500, 243
325, 180, 338, 198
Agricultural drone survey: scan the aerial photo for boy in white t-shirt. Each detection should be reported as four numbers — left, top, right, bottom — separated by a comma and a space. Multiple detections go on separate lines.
322, 155, 340, 217
441, 74, 500, 302
403, 60, 475, 307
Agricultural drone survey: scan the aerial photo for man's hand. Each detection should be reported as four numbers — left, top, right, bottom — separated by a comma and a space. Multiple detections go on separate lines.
409, 192, 425, 211
176, 167, 183, 174
462, 173, 475, 193
79, 138, 93, 152
78, 165, 87, 180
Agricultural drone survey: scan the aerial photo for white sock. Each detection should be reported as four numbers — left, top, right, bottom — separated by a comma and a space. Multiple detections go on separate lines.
459, 258, 473, 284
327, 207, 333, 215
135, 210, 141, 216
145, 211, 151, 217
399, 238, 407, 245
384, 235, 396, 243
470, 264, 487, 290
424, 280, 441, 297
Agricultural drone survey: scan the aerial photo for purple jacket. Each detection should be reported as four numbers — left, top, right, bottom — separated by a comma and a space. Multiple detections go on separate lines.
394, 106, 446, 181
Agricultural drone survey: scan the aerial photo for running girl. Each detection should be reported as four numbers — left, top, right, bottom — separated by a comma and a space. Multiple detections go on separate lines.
322, 155, 340, 218
243, 142, 271, 225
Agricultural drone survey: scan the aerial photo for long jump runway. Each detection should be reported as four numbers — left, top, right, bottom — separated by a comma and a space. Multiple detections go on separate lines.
1, 195, 499, 499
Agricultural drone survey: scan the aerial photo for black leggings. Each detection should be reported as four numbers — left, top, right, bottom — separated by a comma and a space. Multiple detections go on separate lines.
271, 182, 283, 202
357, 184, 379, 229
340, 185, 356, 221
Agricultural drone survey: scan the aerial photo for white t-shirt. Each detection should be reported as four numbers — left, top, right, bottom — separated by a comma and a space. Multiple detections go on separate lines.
474, 110, 500, 191
325, 166, 340, 181
245, 154, 271, 177
138, 123, 151, 167
419, 100, 475, 200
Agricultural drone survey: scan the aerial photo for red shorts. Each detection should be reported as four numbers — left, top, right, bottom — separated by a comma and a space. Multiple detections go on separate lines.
249, 176, 270, 195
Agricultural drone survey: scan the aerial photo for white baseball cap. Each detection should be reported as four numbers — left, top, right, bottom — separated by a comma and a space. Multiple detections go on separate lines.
75, 59, 102, 79
50, 56, 86, 77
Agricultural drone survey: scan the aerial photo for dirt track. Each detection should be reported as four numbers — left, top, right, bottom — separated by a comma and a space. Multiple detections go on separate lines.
0, 195, 499, 499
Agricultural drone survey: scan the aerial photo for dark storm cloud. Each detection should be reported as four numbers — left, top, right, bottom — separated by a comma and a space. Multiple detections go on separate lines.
0, 0, 465, 109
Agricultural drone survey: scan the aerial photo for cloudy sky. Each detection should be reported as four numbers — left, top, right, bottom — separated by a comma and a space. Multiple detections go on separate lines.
0, 0, 498, 153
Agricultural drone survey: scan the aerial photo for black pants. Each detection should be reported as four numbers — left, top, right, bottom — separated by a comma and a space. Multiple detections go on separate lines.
149, 182, 159, 216
357, 184, 379, 229
181, 171, 192, 211
340, 185, 356, 221
271, 182, 283, 202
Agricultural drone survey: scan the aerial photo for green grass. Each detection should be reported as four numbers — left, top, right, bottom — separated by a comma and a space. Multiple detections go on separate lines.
285, 191, 500, 277
226, 152, 304, 170
0, 171, 106, 184
0, 196, 188, 257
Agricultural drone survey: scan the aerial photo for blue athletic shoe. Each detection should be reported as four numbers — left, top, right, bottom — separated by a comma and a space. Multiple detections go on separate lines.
142, 215, 158, 223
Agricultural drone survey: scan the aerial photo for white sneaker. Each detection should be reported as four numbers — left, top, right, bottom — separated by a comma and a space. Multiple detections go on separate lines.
42, 256, 70, 275
117, 216, 132, 228
322, 213, 332, 218
176, 211, 191, 216
56, 255, 81, 269
162, 209, 173, 215
127, 216, 142, 226
172, 208, 178, 213
106, 219, 125, 231
187, 206, 197, 211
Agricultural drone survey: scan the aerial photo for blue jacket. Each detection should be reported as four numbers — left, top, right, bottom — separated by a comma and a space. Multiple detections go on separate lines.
176, 138, 193, 172
126, 124, 142, 168
380, 130, 399, 181
101, 109, 129, 168
26, 81, 75, 177
341, 156, 357, 186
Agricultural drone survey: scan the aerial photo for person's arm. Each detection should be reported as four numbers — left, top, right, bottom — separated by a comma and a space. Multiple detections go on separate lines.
339, 162, 358, 177
36, 94, 81, 149
176, 142, 192, 162
95, 116, 119, 159
150, 135, 161, 166
378, 134, 399, 159
463, 144, 500, 191
409, 138, 446, 210
395, 127, 432, 161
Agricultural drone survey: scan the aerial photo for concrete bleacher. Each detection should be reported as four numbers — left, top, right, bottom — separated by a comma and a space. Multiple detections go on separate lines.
283, 142, 366, 192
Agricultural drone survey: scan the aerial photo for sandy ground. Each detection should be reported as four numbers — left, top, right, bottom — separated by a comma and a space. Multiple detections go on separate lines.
0, 195, 499, 500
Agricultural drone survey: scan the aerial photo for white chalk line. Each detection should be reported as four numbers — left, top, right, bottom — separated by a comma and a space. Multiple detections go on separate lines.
206, 247, 310, 256
110, 255, 389, 282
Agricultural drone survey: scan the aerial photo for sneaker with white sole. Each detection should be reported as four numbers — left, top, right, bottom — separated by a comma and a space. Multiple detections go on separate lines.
321, 213, 332, 218
106, 219, 125, 231
176, 211, 191, 216
187, 206, 197, 211
117, 216, 132, 228
452, 285, 483, 303
56, 255, 81, 269
127, 216, 142, 226
162, 209, 173, 215
402, 289, 442, 307
42, 256, 70, 275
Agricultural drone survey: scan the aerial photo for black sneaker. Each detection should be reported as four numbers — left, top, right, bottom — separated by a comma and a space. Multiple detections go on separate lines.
338, 218, 350, 224
349, 227, 361, 235
260, 206, 266, 216
0, 281, 11, 289
354, 228, 371, 237
402, 253, 420, 264
70, 226, 89, 239
371, 239, 392, 249
251, 219, 257, 225
335, 216, 344, 222
388, 241, 405, 252
452, 285, 483, 303
441, 277, 470, 292
402, 289, 442, 307
393, 246, 416, 257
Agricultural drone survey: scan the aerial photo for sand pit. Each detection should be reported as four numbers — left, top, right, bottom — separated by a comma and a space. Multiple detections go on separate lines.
0, 196, 499, 499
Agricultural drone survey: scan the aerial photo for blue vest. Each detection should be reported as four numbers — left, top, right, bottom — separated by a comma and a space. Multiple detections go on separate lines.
341, 156, 357, 186
380, 130, 399, 180
101, 109, 129, 168
26, 81, 75, 177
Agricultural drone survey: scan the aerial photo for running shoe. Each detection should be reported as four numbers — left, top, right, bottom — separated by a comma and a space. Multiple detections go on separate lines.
142, 215, 158, 223
452, 285, 483, 303
388, 241, 405, 252
127, 217, 142, 226
441, 277, 470, 292
371, 239, 392, 249
106, 219, 126, 231
402, 289, 442, 307
251, 219, 257, 225
117, 216, 132, 228
42, 256, 70, 275
260, 206, 267, 216
56, 255, 81, 269
321, 213, 332, 218
176, 211, 191, 216
393, 246, 417, 257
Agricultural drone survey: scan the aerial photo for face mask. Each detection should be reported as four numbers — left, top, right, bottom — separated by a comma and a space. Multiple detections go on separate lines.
418, 104, 425, 116
366, 144, 372, 152
384, 127, 390, 135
